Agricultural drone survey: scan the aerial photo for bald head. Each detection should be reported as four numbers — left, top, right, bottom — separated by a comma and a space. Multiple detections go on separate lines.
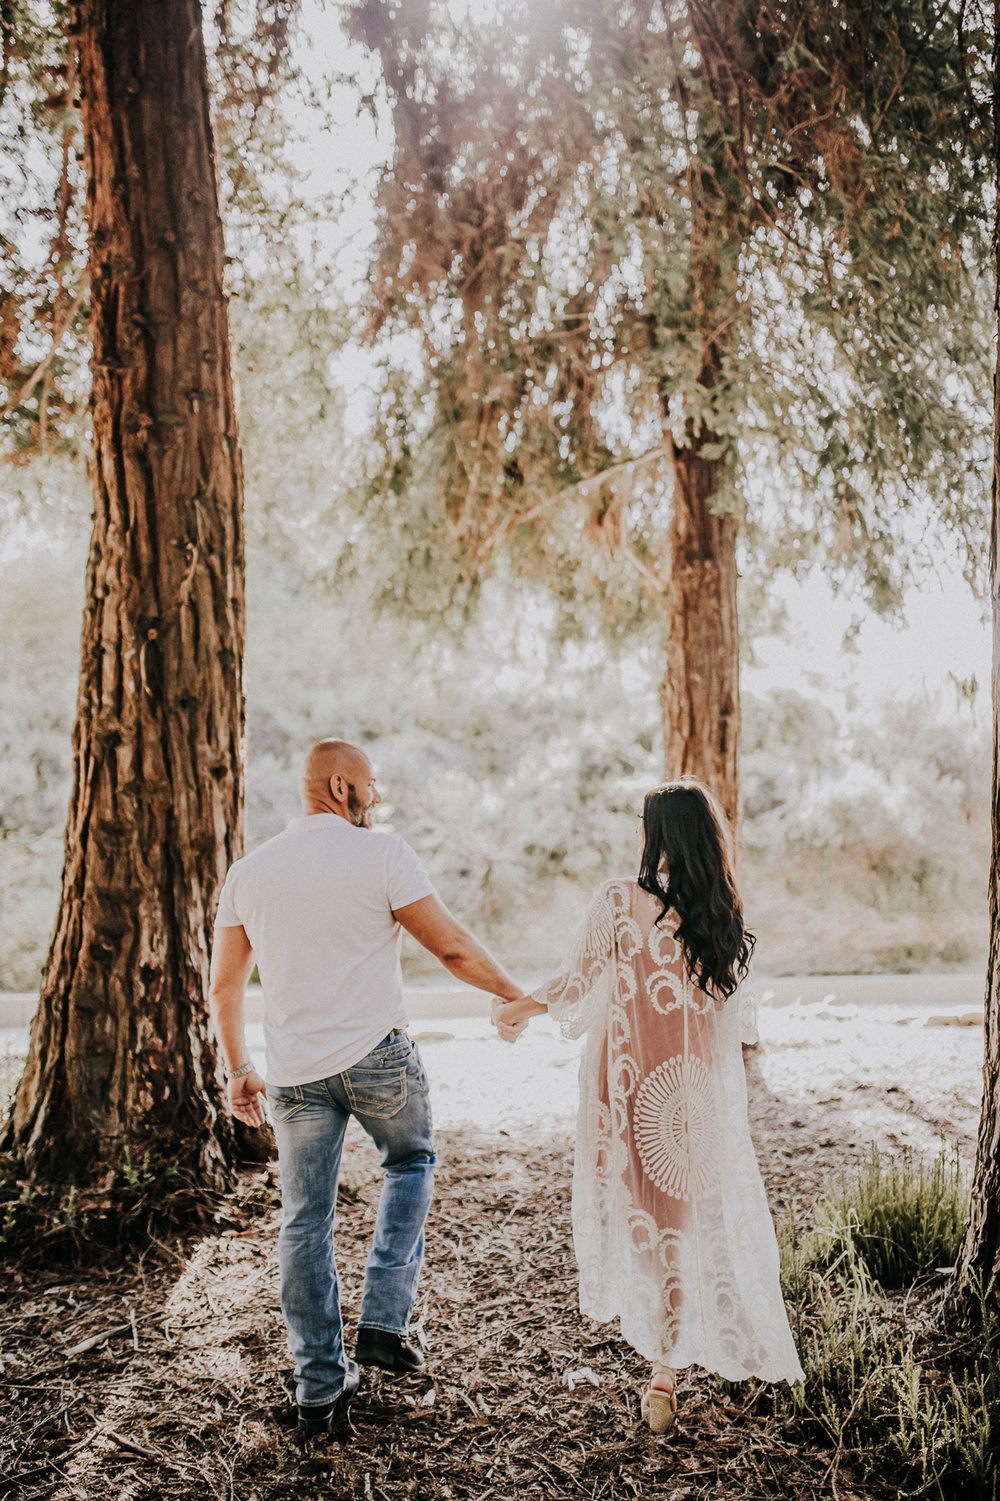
301, 739, 380, 826
303, 739, 367, 791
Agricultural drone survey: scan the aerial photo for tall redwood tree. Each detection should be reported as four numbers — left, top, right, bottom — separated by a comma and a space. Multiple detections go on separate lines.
2, 0, 245, 1185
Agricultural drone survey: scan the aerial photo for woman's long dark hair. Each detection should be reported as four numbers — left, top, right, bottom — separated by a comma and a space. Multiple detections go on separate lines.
637, 779, 755, 1001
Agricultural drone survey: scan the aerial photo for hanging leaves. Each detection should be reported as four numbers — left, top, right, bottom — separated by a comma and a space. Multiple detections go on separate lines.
0, 1, 87, 459
0, 0, 310, 463
346, 0, 993, 618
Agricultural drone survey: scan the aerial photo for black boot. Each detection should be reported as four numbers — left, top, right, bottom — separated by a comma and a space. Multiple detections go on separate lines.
295, 1359, 361, 1437
355, 1328, 425, 1372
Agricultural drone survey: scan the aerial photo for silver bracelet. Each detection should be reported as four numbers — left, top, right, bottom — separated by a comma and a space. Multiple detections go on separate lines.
228, 1060, 255, 1079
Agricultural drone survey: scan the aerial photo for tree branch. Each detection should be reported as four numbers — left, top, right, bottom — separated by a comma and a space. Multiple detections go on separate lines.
1, 276, 87, 423
500, 443, 671, 534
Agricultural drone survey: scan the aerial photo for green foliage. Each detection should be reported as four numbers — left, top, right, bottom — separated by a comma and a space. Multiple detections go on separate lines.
741, 679, 990, 972
0, 1, 89, 459
0, 1139, 212, 1263
347, 0, 993, 626
791, 1143, 968, 1288
231, 268, 354, 570
0, 186, 988, 993
0, 500, 989, 988
0, 495, 88, 988
0, 0, 328, 463
774, 1152, 997, 1498
237, 567, 663, 980
115, 1145, 182, 1226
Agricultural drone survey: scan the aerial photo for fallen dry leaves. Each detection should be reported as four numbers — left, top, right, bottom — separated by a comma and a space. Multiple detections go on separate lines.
1, 1104, 904, 1501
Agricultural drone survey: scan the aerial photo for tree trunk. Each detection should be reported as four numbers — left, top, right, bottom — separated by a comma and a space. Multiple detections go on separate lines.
953, 545, 1000, 1309
659, 79, 742, 832
661, 440, 741, 829
949, 19, 1000, 1311
1, 0, 245, 1186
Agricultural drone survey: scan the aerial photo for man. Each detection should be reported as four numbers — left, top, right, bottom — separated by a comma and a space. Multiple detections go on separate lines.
209, 739, 523, 1437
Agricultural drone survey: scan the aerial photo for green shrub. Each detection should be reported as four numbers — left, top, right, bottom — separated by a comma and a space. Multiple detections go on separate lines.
0, 1137, 215, 1262
773, 1145, 996, 1499
800, 1143, 968, 1288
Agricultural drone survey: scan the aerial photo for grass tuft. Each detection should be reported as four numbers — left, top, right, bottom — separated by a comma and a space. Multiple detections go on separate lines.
800, 1143, 968, 1287
773, 1144, 997, 1499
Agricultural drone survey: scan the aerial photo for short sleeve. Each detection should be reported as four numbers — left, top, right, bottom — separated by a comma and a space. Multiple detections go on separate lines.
214, 865, 243, 928
385, 836, 435, 912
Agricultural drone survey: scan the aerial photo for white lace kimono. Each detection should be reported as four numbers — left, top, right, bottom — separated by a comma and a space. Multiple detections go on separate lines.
532, 878, 804, 1384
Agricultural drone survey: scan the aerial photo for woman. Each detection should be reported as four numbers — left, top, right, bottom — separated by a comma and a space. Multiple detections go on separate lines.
493, 779, 804, 1432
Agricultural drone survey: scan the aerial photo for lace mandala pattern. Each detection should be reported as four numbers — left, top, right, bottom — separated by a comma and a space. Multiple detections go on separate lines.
633, 1054, 718, 1199
533, 877, 805, 1386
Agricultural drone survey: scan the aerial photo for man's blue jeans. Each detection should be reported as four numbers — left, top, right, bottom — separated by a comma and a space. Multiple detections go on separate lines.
269, 1031, 435, 1407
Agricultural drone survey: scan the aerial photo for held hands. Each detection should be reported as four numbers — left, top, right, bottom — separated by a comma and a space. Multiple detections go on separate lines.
228, 1070, 267, 1128
491, 994, 533, 1044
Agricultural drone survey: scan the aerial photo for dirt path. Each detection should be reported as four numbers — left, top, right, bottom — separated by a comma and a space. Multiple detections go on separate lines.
745, 1002, 982, 1208
1, 1010, 984, 1501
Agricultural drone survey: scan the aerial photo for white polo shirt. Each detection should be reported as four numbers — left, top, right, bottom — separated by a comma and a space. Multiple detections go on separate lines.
214, 814, 435, 1086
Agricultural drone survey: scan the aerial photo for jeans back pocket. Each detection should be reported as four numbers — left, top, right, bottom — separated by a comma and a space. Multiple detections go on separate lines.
344, 1065, 407, 1118
269, 1084, 311, 1122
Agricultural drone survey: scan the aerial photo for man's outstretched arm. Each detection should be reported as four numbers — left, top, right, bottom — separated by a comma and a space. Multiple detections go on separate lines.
393, 894, 524, 1003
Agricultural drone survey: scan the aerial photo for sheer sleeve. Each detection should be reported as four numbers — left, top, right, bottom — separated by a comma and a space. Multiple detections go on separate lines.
530, 885, 615, 1040
737, 974, 760, 1047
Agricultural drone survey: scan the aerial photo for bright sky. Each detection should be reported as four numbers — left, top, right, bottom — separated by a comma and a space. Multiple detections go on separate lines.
747, 572, 990, 716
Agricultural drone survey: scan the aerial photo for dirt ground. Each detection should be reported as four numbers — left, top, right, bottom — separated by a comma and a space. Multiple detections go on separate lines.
1, 1007, 985, 1501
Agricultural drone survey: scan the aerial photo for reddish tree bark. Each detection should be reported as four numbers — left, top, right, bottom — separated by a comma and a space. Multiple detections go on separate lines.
2, 0, 245, 1185
660, 103, 742, 829
661, 444, 741, 829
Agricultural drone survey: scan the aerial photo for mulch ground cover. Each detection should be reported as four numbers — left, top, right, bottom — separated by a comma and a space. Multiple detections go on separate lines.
5, 1021, 983, 1501
2, 1103, 902, 1501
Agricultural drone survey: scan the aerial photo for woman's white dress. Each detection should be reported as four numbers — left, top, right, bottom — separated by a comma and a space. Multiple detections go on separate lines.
531, 877, 804, 1384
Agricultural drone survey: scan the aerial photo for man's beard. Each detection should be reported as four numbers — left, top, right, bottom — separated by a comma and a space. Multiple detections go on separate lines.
347, 787, 373, 828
